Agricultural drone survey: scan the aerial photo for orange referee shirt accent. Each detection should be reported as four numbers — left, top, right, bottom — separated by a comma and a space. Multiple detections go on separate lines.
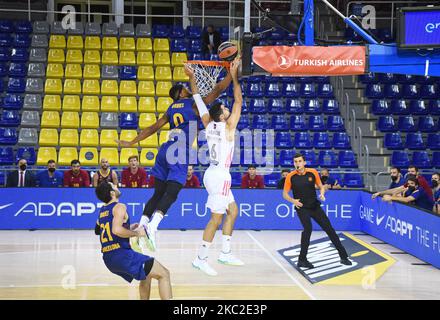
284, 168, 323, 209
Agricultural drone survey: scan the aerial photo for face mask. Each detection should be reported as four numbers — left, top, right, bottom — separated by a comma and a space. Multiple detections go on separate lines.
321, 176, 328, 183
432, 180, 439, 188
391, 175, 398, 182
407, 186, 416, 194
20, 164, 26, 171
48, 168, 55, 173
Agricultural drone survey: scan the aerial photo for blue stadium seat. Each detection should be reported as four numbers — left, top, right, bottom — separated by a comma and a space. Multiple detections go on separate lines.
420, 84, 438, 99
285, 99, 303, 114
412, 151, 431, 169
0, 48, 11, 62
291, 115, 308, 131
265, 81, 282, 98
313, 132, 331, 149
3, 94, 23, 110
314, 76, 330, 83
246, 82, 264, 98
209, 54, 219, 61
0, 110, 20, 127
365, 84, 383, 99
10, 48, 28, 62
384, 84, 402, 99
282, 83, 299, 97
397, 73, 417, 84
0, 20, 14, 33
249, 99, 266, 114
271, 115, 289, 131
304, 99, 321, 114
397, 116, 416, 132
219, 27, 229, 41
231, 172, 242, 187
252, 115, 269, 129
279, 150, 295, 167
170, 25, 185, 38
418, 116, 436, 132
427, 133, 440, 150
302, 150, 318, 167
0, 33, 12, 47
384, 133, 404, 150
378, 73, 397, 84
327, 115, 345, 132
318, 150, 338, 168
308, 115, 326, 131
0, 128, 18, 145
405, 132, 425, 150
0, 147, 13, 165
267, 99, 285, 114
187, 39, 202, 53
332, 132, 351, 149
402, 84, 419, 99
0, 63, 7, 76
7, 78, 25, 93
338, 150, 357, 168
317, 83, 334, 98
264, 173, 280, 188
371, 100, 390, 115
294, 132, 312, 149
0, 171, 5, 186
189, 52, 204, 60
300, 83, 316, 97
227, 82, 245, 97
14, 20, 32, 33
409, 100, 428, 115
237, 116, 250, 130
16, 147, 36, 165
343, 172, 364, 188
171, 38, 186, 52
186, 26, 202, 39
14, 34, 30, 48
275, 132, 293, 149
120, 66, 137, 80
432, 152, 440, 168
390, 99, 409, 115
391, 151, 410, 168
417, 75, 436, 84
322, 99, 340, 114
248, 75, 265, 82
152, 25, 170, 37
119, 113, 138, 129
8, 62, 26, 77
358, 72, 378, 84
429, 100, 440, 115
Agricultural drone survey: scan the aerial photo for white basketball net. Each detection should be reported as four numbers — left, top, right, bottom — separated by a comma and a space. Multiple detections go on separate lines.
185, 61, 229, 97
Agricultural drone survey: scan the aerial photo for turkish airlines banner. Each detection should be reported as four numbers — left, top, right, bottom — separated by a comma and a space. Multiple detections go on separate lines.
253, 46, 366, 76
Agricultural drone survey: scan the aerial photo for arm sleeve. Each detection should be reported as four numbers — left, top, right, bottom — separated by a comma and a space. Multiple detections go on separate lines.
193, 94, 209, 118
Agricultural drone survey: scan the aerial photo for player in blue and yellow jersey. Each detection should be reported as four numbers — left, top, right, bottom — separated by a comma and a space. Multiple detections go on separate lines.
117, 72, 232, 252
94, 181, 172, 299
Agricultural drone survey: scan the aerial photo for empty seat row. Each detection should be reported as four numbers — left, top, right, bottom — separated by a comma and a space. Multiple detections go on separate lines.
240, 98, 340, 114
0, 33, 31, 48
278, 149, 358, 168
359, 72, 438, 85
245, 82, 334, 98
274, 132, 351, 149
0, 47, 28, 62
263, 171, 364, 188
391, 150, 440, 169
384, 132, 440, 150
0, 146, 35, 165
365, 83, 438, 99
241, 114, 345, 131
0, 20, 32, 34
371, 99, 440, 115
377, 115, 439, 132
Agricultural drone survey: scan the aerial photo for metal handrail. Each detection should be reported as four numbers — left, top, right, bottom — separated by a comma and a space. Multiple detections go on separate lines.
363, 144, 370, 174
345, 92, 350, 122
350, 108, 356, 142
357, 126, 362, 167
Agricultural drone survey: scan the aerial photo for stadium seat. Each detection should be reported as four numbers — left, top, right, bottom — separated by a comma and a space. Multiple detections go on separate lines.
102, 22, 118, 36
275, 132, 293, 149
84, 50, 101, 64
120, 148, 139, 164
264, 173, 280, 188
24, 79, 43, 95
80, 129, 99, 146
79, 148, 98, 166
4, 94, 24, 110
173, 66, 189, 81
377, 116, 396, 132
317, 83, 334, 98
33, 21, 49, 34
41, 111, 60, 128
18, 128, 38, 145
119, 51, 136, 65
343, 173, 364, 188
420, 84, 438, 99
152, 25, 169, 38
384, 84, 402, 99
80, 111, 99, 129
14, 34, 31, 48
304, 99, 321, 114
83, 64, 100, 79
82, 79, 100, 95
7, 78, 26, 93
405, 132, 425, 150
391, 150, 410, 168
265, 81, 282, 98
246, 82, 264, 98
49, 35, 66, 48
279, 150, 295, 167
170, 25, 185, 38
154, 52, 171, 66
153, 38, 170, 51
136, 38, 152, 51
63, 79, 82, 94
290, 115, 308, 131
156, 81, 172, 97
156, 66, 172, 81
294, 132, 312, 149
338, 150, 357, 167
249, 99, 266, 114
371, 100, 390, 115
47, 48, 64, 63
36, 147, 57, 165
82, 96, 100, 112
384, 132, 404, 150
0, 147, 14, 165
402, 84, 419, 99
20, 110, 40, 127
0, 33, 12, 47
428, 100, 440, 115
322, 99, 340, 114
61, 95, 80, 111
100, 130, 118, 147
138, 97, 156, 113
300, 83, 316, 97
139, 113, 157, 130
44, 78, 62, 94
10, 48, 29, 62
137, 81, 155, 96
67, 35, 83, 49
327, 115, 345, 131
332, 132, 351, 149
120, 37, 135, 51
302, 150, 318, 167
119, 130, 139, 147
102, 50, 118, 64
85, 36, 101, 49
252, 115, 269, 129
410, 100, 429, 115
236, 115, 250, 131
101, 80, 119, 95
432, 152, 440, 168
120, 96, 138, 112
313, 132, 331, 149
59, 129, 78, 147
286, 99, 303, 114
38, 128, 58, 146
171, 38, 186, 52
64, 63, 82, 79
102, 37, 118, 50
137, 51, 153, 65
66, 49, 83, 63
397, 116, 416, 132
0, 128, 17, 145
171, 52, 187, 66
120, 66, 137, 80
427, 133, 440, 150
140, 132, 158, 147
101, 96, 119, 112
158, 130, 170, 145
27, 62, 45, 78
120, 24, 135, 37
267, 99, 285, 114
365, 84, 383, 99
137, 66, 154, 80
9, 62, 26, 77
271, 115, 289, 131
101, 61, 117, 77
100, 148, 119, 166
308, 115, 326, 131
0, 110, 19, 127
412, 151, 431, 169
140, 148, 158, 167
318, 150, 338, 168
120, 113, 138, 129
61, 111, 79, 128
120, 80, 137, 96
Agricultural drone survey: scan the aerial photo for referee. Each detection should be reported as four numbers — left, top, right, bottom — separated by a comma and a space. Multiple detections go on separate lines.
283, 153, 352, 269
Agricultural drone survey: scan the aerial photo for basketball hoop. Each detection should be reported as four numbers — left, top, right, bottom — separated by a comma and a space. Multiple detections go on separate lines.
184, 60, 230, 97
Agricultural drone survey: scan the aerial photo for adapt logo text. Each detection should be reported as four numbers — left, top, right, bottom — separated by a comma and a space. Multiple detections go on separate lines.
385, 216, 413, 240
14, 202, 103, 217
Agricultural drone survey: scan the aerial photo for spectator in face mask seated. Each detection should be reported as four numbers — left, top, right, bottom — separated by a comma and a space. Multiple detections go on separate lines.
319, 168, 342, 190
36, 159, 63, 187
432, 173, 440, 214
6, 158, 36, 187
389, 167, 405, 189
382, 177, 434, 211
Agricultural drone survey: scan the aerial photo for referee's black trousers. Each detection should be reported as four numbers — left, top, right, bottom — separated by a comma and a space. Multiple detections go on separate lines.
297, 206, 348, 261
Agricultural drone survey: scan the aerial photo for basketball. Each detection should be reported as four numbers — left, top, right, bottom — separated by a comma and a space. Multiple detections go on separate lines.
218, 41, 238, 61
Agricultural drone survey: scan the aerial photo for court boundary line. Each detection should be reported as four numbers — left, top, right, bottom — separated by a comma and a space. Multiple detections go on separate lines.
246, 231, 317, 300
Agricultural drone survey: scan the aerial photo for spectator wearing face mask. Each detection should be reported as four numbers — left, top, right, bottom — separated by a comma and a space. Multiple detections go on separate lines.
432, 173, 440, 214
6, 158, 36, 187
319, 168, 342, 190
382, 177, 434, 211
277, 169, 291, 189
36, 159, 63, 187
389, 167, 405, 189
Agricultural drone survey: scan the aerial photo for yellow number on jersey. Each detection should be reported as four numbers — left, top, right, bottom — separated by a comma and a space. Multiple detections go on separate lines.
100, 222, 114, 243
173, 113, 184, 127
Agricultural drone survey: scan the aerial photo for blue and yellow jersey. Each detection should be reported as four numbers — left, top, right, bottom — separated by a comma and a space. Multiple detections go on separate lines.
166, 98, 198, 146
97, 202, 131, 254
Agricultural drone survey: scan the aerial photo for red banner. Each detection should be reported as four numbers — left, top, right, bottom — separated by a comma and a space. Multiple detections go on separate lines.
252, 46, 366, 76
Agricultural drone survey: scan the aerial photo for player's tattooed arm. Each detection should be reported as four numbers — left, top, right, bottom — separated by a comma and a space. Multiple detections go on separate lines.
116, 114, 169, 147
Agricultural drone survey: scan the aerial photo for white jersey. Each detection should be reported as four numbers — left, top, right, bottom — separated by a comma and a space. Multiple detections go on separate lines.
205, 121, 234, 170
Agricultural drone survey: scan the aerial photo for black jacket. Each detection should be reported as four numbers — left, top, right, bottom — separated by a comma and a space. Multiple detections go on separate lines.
201, 30, 222, 54
6, 170, 36, 187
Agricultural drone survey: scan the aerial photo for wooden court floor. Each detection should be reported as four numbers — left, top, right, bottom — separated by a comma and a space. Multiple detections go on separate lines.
0, 230, 439, 300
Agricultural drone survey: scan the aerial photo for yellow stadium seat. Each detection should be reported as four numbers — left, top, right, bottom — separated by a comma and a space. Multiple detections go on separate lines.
155, 66, 172, 81
137, 51, 153, 65
38, 128, 59, 146
100, 130, 119, 147
102, 37, 118, 50
157, 97, 173, 112
156, 81, 173, 97
102, 50, 118, 65
140, 148, 158, 167
159, 130, 170, 145
85, 36, 101, 50
41, 111, 60, 128
120, 96, 138, 112
101, 96, 119, 112
47, 49, 65, 63
63, 79, 81, 94
153, 38, 170, 52
45, 78, 63, 94
120, 81, 137, 96
43, 95, 61, 111
120, 148, 139, 164
80, 129, 99, 146
67, 35, 83, 49
46, 63, 64, 78
120, 130, 139, 147
62, 95, 81, 111
37, 147, 58, 165
100, 148, 119, 166
171, 52, 188, 67
119, 51, 136, 65
59, 129, 79, 147
120, 37, 136, 51
61, 111, 80, 128
101, 80, 119, 96
49, 35, 66, 48
158, 113, 170, 129
137, 81, 155, 96
140, 133, 158, 148
80, 112, 99, 129
79, 147, 99, 166
136, 38, 152, 51
82, 79, 100, 95
154, 52, 170, 66
81, 95, 100, 112
58, 147, 78, 166
137, 66, 154, 80
83, 64, 100, 79
64, 63, 82, 79
139, 113, 156, 129
138, 97, 156, 112
66, 49, 83, 63
84, 50, 101, 64
173, 66, 189, 81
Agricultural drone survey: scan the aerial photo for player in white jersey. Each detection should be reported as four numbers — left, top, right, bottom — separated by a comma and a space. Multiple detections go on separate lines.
185, 57, 244, 276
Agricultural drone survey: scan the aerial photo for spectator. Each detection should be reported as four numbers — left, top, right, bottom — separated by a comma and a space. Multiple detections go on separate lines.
241, 165, 265, 189
277, 169, 290, 189
432, 173, 440, 214
121, 155, 151, 188
6, 158, 36, 187
184, 165, 200, 188
36, 159, 63, 187
320, 168, 342, 190
389, 167, 405, 189
382, 177, 434, 211
92, 158, 118, 187
63, 159, 90, 187
201, 24, 221, 57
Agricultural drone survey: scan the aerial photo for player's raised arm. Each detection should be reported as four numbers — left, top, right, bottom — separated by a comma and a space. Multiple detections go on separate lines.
203, 67, 232, 105
116, 114, 169, 147
185, 64, 210, 128
226, 57, 242, 130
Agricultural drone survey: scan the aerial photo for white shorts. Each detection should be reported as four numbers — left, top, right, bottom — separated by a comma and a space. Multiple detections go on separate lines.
203, 167, 235, 214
